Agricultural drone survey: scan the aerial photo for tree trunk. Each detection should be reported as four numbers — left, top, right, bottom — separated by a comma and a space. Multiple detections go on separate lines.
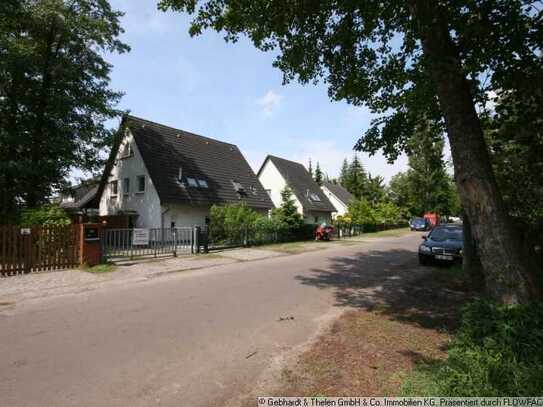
462, 212, 484, 291
408, 0, 540, 304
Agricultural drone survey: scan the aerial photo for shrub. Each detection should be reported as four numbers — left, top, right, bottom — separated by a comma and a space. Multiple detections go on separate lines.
20, 205, 71, 226
347, 198, 377, 224
208, 203, 260, 243
403, 298, 543, 396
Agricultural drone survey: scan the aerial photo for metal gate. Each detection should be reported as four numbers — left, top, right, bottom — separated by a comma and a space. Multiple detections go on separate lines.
101, 227, 194, 262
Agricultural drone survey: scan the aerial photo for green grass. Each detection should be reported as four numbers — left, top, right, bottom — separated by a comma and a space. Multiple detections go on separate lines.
82, 263, 117, 273
260, 240, 331, 254
401, 299, 543, 396
339, 227, 411, 241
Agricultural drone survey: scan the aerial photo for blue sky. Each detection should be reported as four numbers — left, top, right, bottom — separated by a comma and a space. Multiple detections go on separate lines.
101, 0, 408, 182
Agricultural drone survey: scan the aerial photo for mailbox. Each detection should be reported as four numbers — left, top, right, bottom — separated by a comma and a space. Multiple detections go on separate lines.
84, 226, 99, 242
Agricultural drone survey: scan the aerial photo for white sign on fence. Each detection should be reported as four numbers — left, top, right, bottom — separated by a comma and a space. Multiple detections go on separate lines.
132, 228, 150, 245
20, 228, 31, 235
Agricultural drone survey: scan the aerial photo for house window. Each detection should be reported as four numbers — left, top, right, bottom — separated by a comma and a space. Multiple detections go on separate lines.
197, 179, 208, 188
123, 178, 130, 195
137, 175, 145, 193
309, 193, 321, 202
186, 177, 198, 187
111, 180, 118, 196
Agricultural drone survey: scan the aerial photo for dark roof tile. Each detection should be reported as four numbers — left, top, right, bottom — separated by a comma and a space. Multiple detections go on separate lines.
260, 155, 335, 212
123, 115, 274, 209
322, 181, 354, 206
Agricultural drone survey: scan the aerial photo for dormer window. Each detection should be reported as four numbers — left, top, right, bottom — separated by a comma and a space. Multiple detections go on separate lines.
197, 179, 208, 188
186, 177, 198, 187
232, 180, 245, 193
309, 192, 321, 202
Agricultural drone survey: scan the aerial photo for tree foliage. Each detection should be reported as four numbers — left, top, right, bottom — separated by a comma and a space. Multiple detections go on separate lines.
158, 0, 543, 302
314, 161, 323, 186
271, 186, 304, 229
389, 129, 461, 217
0, 0, 129, 217
19, 204, 70, 226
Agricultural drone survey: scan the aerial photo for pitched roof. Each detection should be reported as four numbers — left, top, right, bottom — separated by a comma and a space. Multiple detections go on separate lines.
60, 180, 100, 210
322, 181, 354, 207
259, 155, 335, 212
115, 115, 274, 209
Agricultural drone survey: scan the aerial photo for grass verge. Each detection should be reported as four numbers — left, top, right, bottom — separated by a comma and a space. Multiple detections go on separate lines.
82, 263, 117, 274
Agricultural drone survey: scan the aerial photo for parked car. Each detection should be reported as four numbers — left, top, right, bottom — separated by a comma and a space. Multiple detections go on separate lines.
409, 217, 432, 231
418, 224, 463, 265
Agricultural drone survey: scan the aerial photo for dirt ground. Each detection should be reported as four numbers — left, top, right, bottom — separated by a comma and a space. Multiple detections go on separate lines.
240, 259, 472, 403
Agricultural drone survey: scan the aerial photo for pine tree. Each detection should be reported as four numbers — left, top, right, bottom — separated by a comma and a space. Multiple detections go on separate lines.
271, 187, 303, 228
345, 155, 367, 199
339, 159, 349, 185
308, 158, 313, 178
314, 162, 323, 186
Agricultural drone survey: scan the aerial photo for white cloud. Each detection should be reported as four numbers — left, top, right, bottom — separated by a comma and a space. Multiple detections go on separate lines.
256, 90, 283, 116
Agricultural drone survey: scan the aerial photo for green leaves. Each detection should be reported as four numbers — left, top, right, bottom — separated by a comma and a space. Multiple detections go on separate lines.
0, 0, 129, 216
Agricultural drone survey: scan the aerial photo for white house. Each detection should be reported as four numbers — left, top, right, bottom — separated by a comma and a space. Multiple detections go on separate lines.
257, 155, 335, 224
98, 115, 274, 228
321, 181, 354, 218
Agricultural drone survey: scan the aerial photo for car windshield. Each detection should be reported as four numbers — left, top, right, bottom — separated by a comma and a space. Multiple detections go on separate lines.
412, 218, 425, 225
429, 227, 463, 241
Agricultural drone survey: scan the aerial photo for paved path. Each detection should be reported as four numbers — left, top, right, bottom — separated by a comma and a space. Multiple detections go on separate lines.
0, 233, 420, 407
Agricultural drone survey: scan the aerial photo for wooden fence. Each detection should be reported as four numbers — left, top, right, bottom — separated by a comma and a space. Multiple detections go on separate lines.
0, 225, 80, 276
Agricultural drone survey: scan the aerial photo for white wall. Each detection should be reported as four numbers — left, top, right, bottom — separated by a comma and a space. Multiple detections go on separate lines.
304, 211, 332, 225
99, 129, 162, 228
321, 185, 349, 217
161, 204, 210, 228
258, 159, 304, 215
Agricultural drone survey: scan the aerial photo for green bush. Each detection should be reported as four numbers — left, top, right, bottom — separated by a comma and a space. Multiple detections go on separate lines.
208, 203, 260, 243
403, 298, 543, 396
20, 205, 71, 226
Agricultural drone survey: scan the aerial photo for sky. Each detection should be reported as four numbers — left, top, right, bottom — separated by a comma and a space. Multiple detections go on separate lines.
98, 0, 409, 182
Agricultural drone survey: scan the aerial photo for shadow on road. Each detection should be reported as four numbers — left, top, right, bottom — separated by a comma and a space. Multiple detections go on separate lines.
296, 249, 470, 332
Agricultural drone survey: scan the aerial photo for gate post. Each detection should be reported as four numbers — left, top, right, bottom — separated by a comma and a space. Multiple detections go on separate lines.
79, 223, 103, 266
193, 226, 200, 254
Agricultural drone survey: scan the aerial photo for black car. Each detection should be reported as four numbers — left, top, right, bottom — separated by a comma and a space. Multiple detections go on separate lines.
418, 224, 463, 265
410, 217, 431, 231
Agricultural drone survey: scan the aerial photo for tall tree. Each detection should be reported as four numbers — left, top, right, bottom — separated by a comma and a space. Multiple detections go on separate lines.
339, 159, 349, 186
0, 0, 129, 219
343, 155, 367, 199
365, 174, 386, 206
308, 158, 313, 178
405, 129, 460, 217
314, 162, 323, 186
158, 0, 543, 302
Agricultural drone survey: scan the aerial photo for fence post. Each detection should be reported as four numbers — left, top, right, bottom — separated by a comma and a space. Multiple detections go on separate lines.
243, 224, 248, 247
172, 229, 177, 257
193, 226, 200, 254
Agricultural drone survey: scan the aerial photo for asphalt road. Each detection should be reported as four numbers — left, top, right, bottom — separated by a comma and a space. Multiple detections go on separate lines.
0, 234, 420, 407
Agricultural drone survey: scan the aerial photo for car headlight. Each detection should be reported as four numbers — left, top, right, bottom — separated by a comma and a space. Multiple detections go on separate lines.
459, 249, 463, 255
419, 245, 431, 253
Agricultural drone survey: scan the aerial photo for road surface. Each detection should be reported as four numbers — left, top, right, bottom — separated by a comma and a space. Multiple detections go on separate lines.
0, 233, 420, 406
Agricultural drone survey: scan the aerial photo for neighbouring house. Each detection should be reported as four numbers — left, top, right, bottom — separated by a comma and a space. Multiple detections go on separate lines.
97, 115, 274, 228
257, 155, 335, 224
321, 181, 354, 218
59, 178, 100, 222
